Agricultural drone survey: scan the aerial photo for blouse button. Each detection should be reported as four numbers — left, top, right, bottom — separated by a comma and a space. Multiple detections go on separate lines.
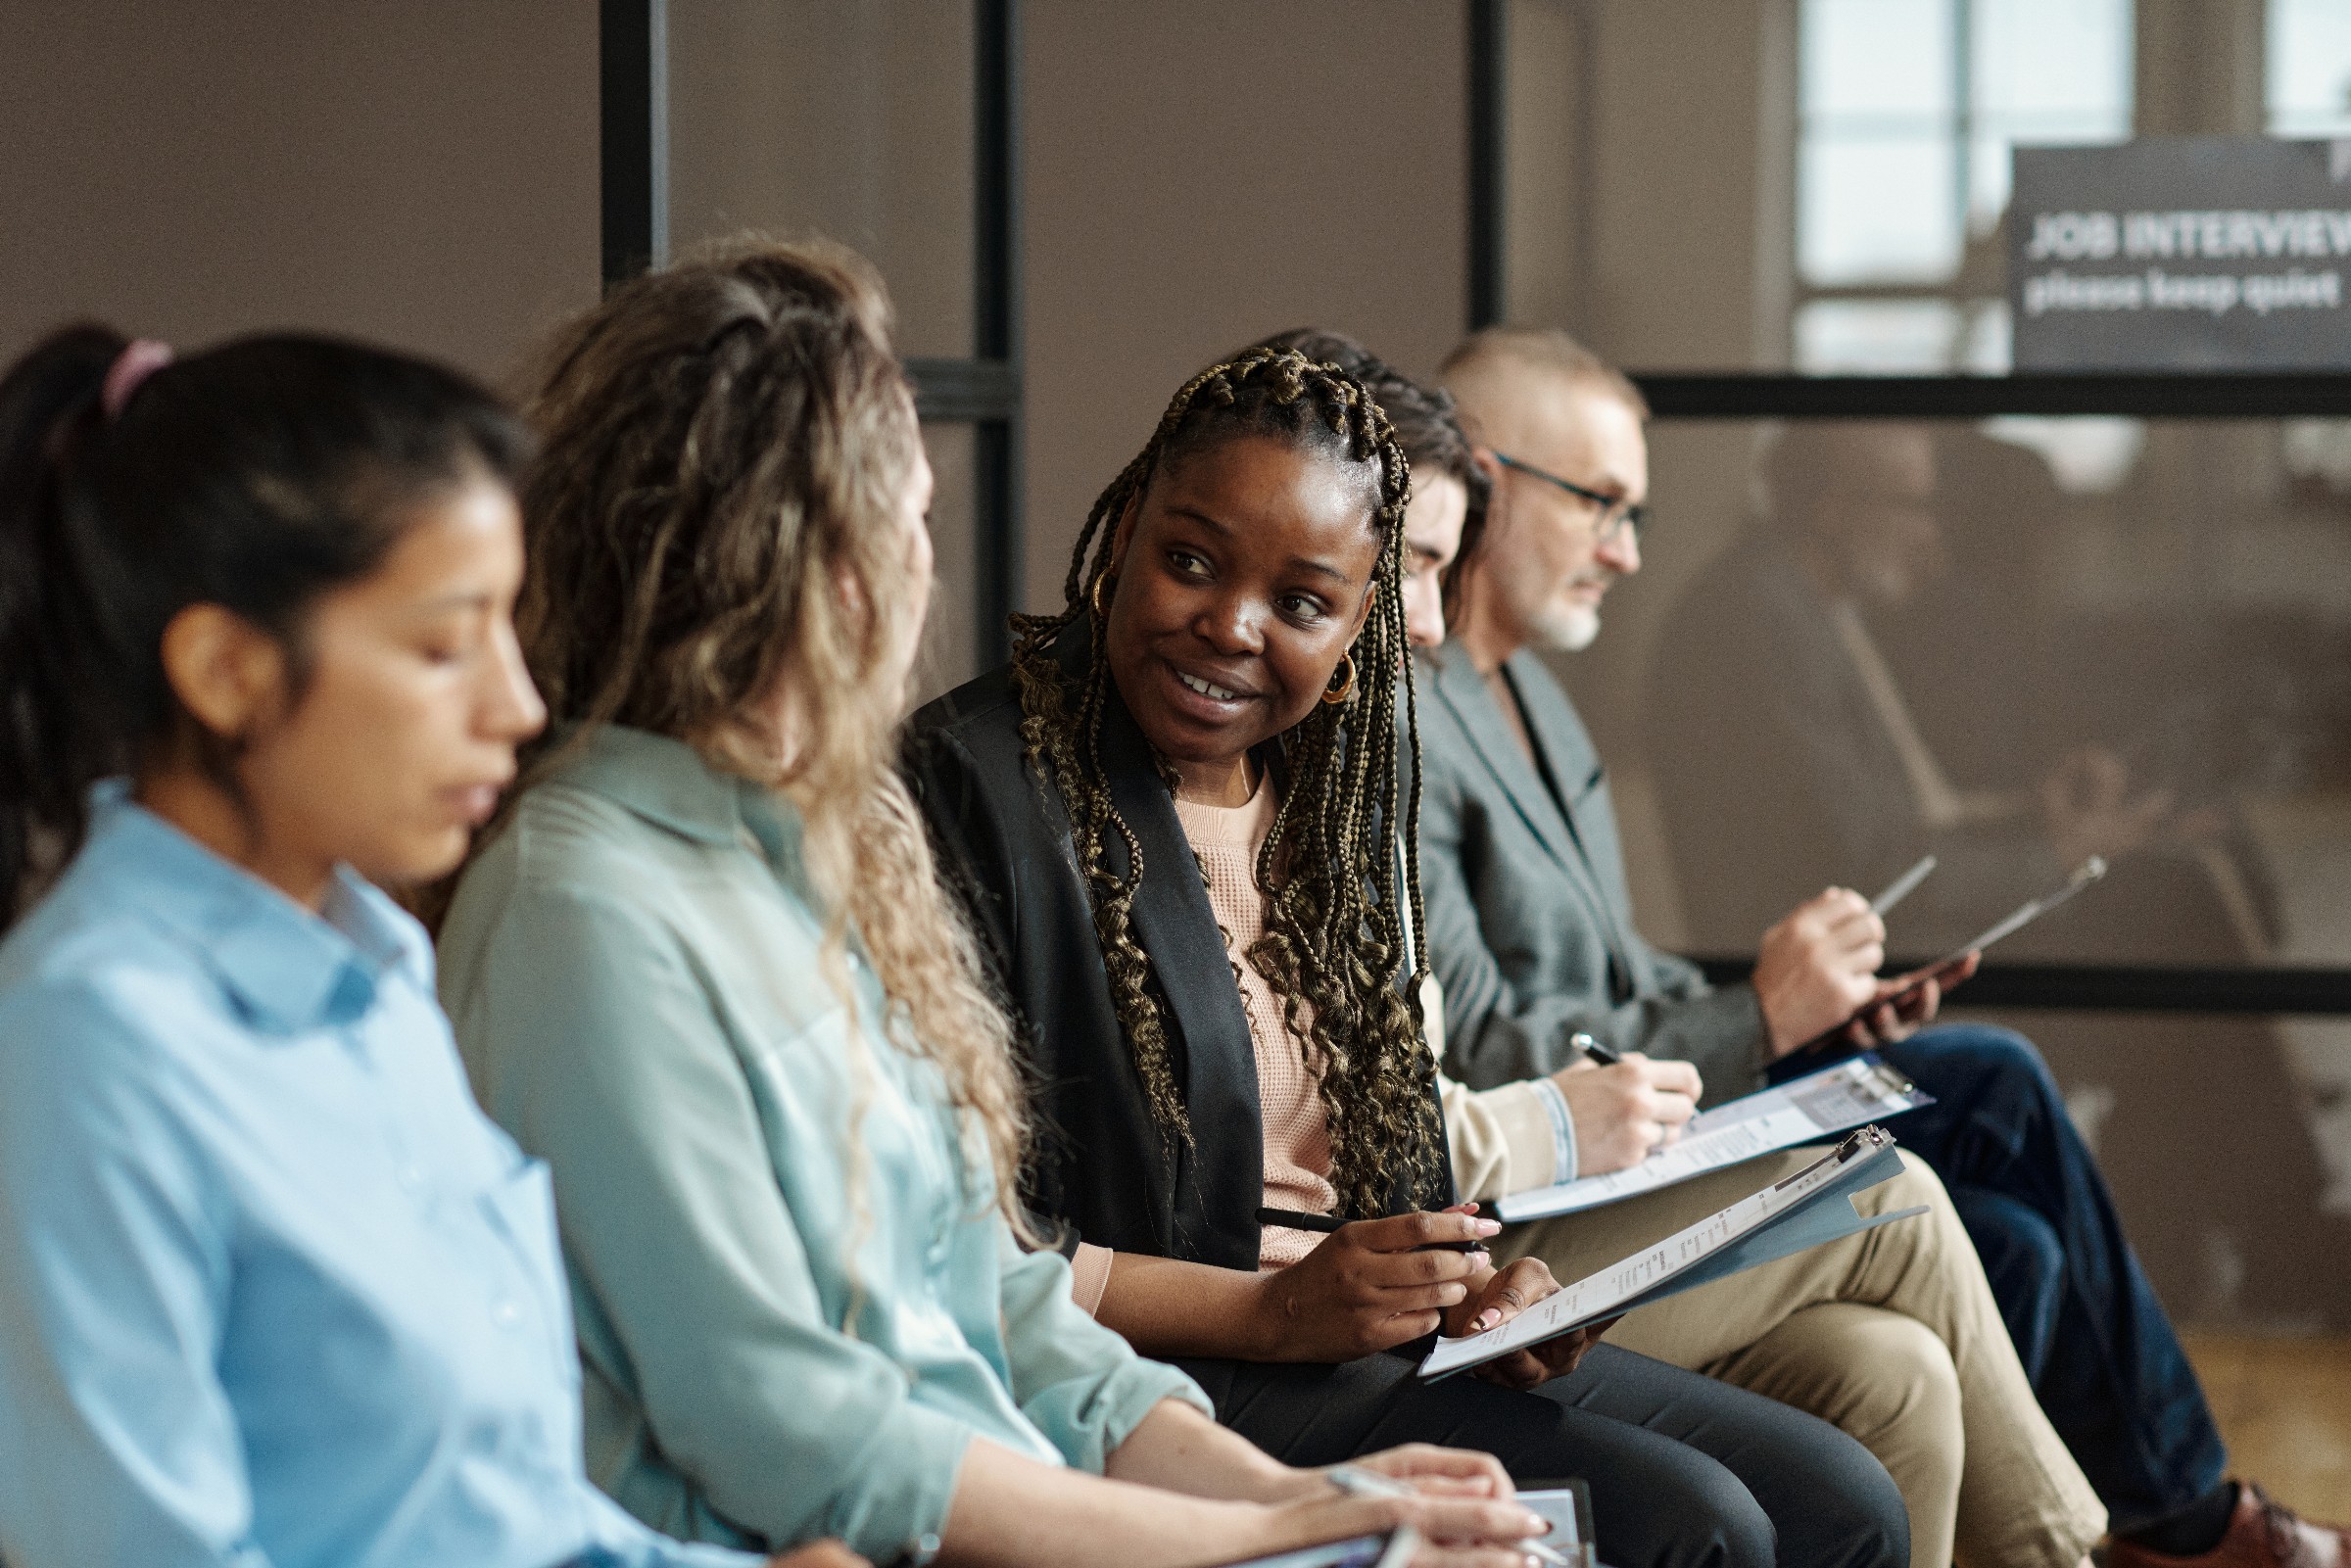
492, 1299, 525, 1330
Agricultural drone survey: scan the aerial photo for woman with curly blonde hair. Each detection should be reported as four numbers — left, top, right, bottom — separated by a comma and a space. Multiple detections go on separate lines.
434, 239, 1545, 1568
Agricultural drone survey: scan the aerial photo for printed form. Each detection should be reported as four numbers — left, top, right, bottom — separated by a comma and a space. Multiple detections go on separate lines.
1495, 1054, 1933, 1223
1424, 1127, 1916, 1381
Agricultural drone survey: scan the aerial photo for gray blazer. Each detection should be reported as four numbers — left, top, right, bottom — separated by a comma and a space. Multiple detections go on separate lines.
1415, 640, 1768, 1107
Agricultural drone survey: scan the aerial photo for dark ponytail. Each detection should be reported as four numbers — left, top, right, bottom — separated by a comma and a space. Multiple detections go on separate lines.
0, 323, 528, 928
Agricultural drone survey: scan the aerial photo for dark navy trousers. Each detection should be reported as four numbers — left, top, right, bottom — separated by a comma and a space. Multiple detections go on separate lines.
1776, 1024, 2229, 1533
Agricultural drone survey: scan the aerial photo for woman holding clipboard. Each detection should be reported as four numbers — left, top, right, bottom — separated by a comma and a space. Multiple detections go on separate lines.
904, 347, 1916, 1568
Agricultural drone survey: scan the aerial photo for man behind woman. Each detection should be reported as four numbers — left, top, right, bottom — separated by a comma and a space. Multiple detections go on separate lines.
903, 331, 2112, 1568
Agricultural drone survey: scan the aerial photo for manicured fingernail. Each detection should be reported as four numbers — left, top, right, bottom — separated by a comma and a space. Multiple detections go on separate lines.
1473, 1309, 1501, 1330
1474, 1218, 1502, 1235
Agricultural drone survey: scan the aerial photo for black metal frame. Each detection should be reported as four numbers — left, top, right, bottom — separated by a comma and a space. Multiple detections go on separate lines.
964, 0, 1023, 663
1466, 0, 1505, 331
1634, 372, 2351, 420
599, 0, 666, 289
599, 0, 1024, 668
1693, 958, 2351, 1015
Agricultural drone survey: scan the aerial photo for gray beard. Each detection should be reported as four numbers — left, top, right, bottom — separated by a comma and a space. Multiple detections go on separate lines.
1523, 602, 1602, 653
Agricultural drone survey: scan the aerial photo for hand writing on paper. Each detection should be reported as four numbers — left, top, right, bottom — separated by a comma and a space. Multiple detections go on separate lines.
1437, 1245, 1612, 1391
1756, 887, 1887, 1059
1250, 1211, 1500, 1361
1551, 1053, 1702, 1175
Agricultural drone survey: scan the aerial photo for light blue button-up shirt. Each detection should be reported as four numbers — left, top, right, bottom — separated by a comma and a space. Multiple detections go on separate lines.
0, 787, 759, 1568
437, 725, 1209, 1565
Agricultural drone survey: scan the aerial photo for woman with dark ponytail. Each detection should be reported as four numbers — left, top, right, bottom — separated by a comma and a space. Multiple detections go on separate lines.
904, 348, 1912, 1568
0, 324, 849, 1568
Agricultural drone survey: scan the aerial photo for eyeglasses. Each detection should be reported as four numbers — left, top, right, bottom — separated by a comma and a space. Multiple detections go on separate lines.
1492, 451, 1648, 546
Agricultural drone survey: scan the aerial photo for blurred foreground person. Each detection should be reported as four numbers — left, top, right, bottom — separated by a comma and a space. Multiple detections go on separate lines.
0, 325, 853, 1568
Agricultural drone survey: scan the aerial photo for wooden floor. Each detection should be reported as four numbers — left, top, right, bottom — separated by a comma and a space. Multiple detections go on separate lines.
2179, 1334, 2351, 1518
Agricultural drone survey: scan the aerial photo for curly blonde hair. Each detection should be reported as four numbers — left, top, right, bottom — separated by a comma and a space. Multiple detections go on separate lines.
508, 236, 1031, 1237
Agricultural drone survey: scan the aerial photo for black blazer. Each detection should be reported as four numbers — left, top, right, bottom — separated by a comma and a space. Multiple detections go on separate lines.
903, 623, 1450, 1273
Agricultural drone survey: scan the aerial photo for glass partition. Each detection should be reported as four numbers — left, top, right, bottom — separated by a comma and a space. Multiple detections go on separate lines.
666, 0, 977, 359
657, 0, 1014, 697
1549, 407, 2351, 1327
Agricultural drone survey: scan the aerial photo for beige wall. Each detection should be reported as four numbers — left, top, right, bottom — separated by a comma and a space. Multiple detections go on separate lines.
0, 2, 599, 387
1021, 0, 1469, 613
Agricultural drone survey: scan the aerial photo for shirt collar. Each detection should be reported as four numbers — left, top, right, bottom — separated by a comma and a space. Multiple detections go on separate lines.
549, 723, 807, 872
82, 783, 423, 1033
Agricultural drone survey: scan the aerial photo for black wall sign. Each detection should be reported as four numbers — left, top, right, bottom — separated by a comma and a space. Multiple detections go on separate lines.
2010, 137, 2351, 371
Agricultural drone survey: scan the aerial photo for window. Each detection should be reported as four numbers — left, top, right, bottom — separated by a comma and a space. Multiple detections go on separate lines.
1795, 0, 2134, 373
2268, 0, 2351, 138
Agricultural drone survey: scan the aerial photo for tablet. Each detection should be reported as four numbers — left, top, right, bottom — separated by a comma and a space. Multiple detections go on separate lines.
1520, 1483, 1597, 1568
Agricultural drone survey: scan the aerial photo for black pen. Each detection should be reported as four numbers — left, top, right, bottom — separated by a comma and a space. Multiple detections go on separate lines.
1254, 1205, 1488, 1253
1571, 1030, 1621, 1067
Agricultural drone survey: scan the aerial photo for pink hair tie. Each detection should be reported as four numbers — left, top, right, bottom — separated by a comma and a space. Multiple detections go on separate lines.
101, 339, 173, 420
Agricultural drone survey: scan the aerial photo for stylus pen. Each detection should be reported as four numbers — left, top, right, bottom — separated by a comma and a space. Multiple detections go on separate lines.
1327, 1465, 1574, 1568
1869, 854, 1939, 917
1571, 1030, 1621, 1067
1255, 1206, 1485, 1254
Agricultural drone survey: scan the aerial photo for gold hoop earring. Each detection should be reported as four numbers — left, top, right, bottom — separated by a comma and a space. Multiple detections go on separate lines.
1090, 570, 1117, 621
1321, 651, 1358, 705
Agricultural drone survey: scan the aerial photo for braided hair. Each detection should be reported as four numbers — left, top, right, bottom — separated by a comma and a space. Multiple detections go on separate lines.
1008, 347, 1447, 1219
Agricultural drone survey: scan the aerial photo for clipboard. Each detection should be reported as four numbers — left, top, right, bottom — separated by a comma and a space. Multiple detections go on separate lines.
1494, 1053, 1933, 1221
1420, 1127, 1925, 1381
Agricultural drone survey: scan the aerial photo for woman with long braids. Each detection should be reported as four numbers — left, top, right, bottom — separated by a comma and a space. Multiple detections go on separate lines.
905, 348, 1911, 1568
437, 241, 1546, 1568
0, 324, 850, 1568
1255, 334, 2109, 1568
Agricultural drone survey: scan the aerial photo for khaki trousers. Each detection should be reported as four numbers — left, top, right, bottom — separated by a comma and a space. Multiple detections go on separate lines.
1494, 1149, 2105, 1568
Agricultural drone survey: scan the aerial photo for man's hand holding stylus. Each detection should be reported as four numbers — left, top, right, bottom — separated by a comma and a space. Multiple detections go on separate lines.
1753, 887, 1897, 1058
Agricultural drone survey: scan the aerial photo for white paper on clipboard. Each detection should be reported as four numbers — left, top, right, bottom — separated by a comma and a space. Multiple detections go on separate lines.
1495, 1054, 1933, 1223
1422, 1128, 1924, 1381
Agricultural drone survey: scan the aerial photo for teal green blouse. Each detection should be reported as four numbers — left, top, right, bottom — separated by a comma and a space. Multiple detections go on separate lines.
437, 726, 1206, 1563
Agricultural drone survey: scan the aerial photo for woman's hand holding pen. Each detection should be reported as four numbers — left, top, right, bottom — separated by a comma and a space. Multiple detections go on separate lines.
1249, 1212, 1501, 1361
1293, 1453, 1574, 1568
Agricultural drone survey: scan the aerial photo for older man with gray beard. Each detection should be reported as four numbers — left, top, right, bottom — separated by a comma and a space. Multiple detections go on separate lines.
1414, 325, 2342, 1568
